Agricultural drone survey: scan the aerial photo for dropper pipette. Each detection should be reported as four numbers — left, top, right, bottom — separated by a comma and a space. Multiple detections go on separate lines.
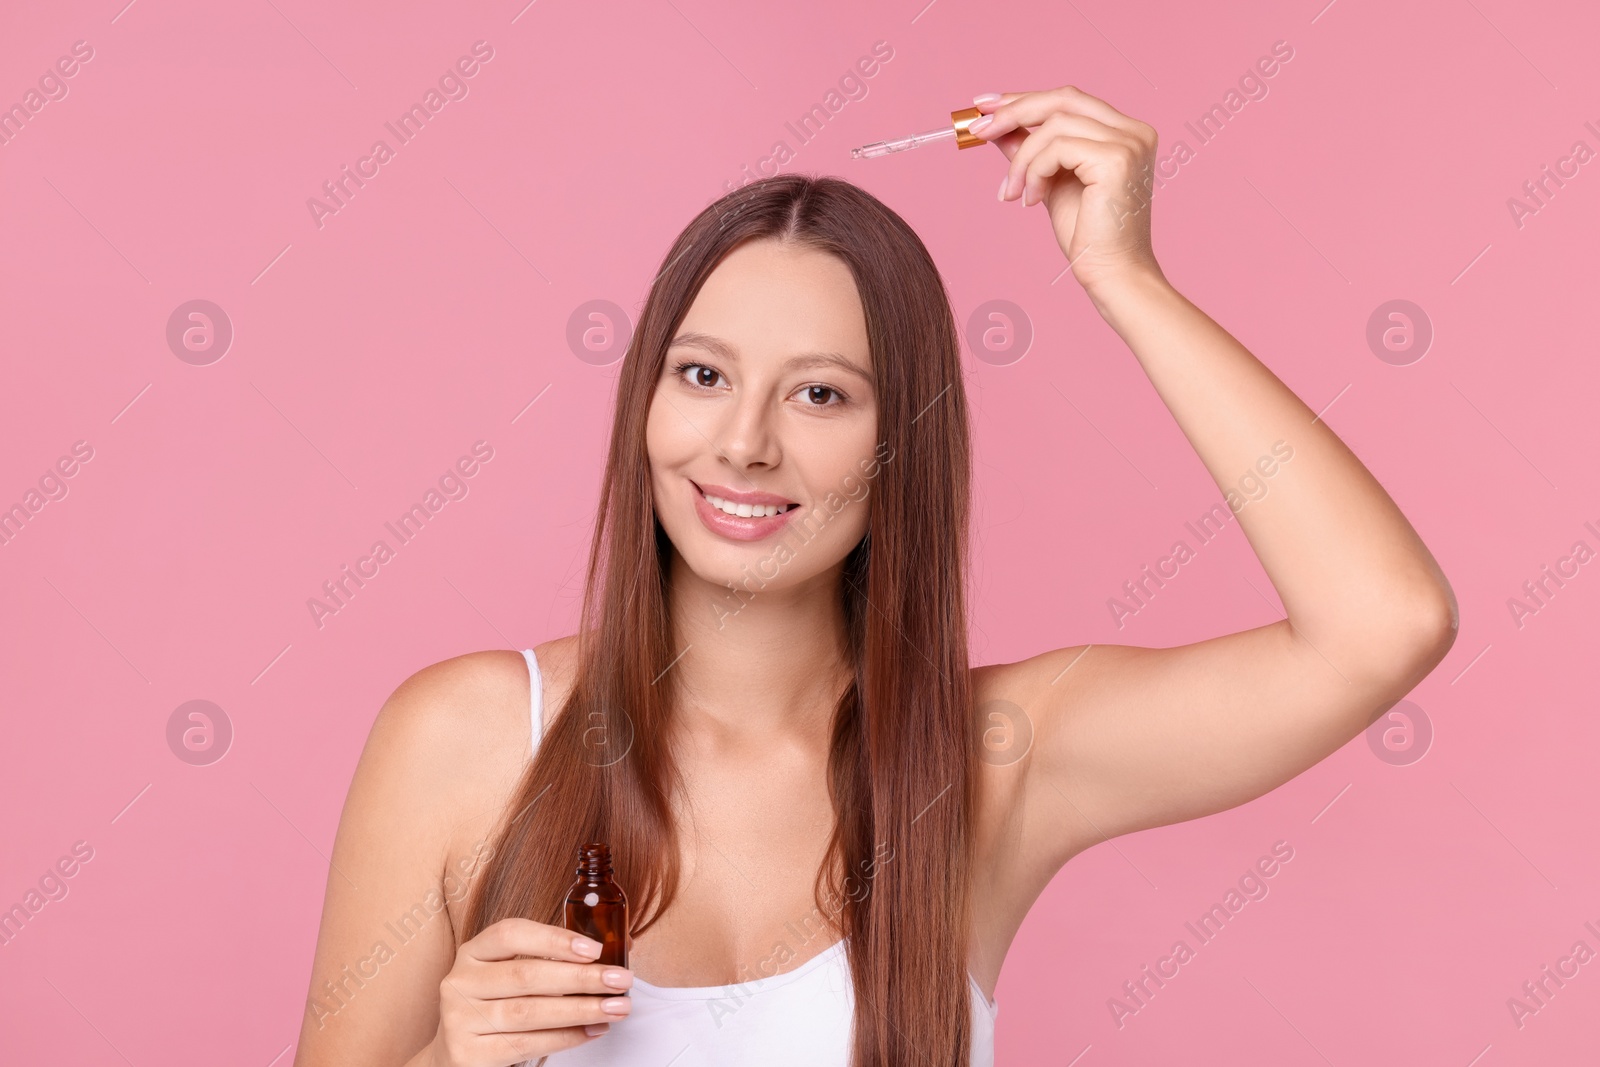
851, 124, 959, 159
850, 106, 990, 160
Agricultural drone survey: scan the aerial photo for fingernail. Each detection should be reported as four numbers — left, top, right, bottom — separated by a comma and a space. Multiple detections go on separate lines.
997, 174, 1009, 201
969, 114, 993, 133
603, 968, 633, 989
601, 996, 632, 1015
585, 1023, 610, 1036
973, 92, 1002, 106
573, 937, 603, 958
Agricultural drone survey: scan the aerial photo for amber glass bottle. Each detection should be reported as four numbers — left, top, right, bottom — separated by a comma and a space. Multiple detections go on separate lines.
564, 842, 629, 990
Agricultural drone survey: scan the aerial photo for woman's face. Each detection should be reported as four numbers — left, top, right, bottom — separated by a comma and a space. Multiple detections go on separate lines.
645, 238, 880, 601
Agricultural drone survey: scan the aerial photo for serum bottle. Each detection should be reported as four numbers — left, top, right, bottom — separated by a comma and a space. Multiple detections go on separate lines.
565, 842, 629, 986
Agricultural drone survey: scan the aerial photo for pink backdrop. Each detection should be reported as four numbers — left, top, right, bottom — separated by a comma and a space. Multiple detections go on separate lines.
2, 0, 1597, 1062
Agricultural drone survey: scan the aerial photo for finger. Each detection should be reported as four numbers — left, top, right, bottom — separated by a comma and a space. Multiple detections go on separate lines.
973, 90, 1027, 113
983, 85, 1144, 133
1001, 126, 1137, 204
987, 126, 1029, 163
1017, 141, 1095, 208
1016, 116, 1141, 206
459, 1022, 603, 1064
1030, 138, 1146, 209
991, 111, 1136, 180
974, 85, 1154, 143
466, 956, 635, 1000
470, 988, 633, 1036
467, 917, 605, 965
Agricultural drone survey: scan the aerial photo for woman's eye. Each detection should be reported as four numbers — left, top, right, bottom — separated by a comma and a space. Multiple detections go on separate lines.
800, 385, 841, 407
679, 363, 722, 388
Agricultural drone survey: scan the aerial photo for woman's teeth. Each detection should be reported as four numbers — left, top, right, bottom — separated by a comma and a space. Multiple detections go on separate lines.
704, 492, 795, 518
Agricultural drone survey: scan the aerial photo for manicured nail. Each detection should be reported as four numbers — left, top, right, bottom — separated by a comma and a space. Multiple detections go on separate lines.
601, 997, 632, 1015
969, 114, 993, 133
573, 936, 603, 958
603, 968, 633, 989
585, 1023, 610, 1036
997, 173, 1009, 201
973, 92, 1002, 106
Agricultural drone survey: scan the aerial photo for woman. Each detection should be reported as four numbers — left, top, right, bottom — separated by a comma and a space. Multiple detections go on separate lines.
293, 86, 1457, 1067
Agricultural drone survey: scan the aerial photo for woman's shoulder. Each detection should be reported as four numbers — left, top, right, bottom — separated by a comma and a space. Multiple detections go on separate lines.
363, 637, 583, 820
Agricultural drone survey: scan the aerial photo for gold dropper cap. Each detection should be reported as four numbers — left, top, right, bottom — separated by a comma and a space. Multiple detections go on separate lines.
950, 106, 987, 149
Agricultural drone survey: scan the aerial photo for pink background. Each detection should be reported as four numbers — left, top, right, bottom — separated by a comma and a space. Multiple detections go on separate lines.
2, 0, 1597, 1062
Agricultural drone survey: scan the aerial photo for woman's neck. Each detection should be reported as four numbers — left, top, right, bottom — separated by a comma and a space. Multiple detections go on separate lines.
663, 549, 853, 748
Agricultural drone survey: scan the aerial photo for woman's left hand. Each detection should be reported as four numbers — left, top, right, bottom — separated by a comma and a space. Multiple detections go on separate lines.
969, 85, 1163, 293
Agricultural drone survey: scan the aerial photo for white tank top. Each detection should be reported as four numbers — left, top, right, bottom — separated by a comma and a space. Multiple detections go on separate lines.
518, 648, 998, 1066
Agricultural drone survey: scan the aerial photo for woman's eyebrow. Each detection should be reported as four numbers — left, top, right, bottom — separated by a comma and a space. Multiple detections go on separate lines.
668, 332, 871, 380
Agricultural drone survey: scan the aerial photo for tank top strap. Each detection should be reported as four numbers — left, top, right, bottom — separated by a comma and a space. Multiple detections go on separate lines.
521, 647, 544, 758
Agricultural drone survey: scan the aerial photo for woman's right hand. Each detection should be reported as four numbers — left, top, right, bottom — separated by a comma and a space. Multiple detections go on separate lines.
428, 917, 634, 1067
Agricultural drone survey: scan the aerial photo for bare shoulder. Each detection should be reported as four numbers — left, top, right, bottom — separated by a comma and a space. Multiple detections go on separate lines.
383, 635, 580, 842
381, 650, 534, 771
385, 635, 587, 818
968, 639, 1151, 859
360, 648, 549, 851
967, 643, 1106, 870
970, 643, 1102, 713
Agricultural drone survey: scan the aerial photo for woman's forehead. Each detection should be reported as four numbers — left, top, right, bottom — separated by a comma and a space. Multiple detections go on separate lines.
678, 242, 870, 368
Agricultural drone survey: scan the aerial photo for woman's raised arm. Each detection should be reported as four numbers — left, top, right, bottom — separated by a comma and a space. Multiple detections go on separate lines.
966, 86, 1457, 867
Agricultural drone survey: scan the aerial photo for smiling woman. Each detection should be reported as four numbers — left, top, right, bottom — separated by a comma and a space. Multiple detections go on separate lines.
446, 178, 991, 1066
648, 239, 885, 581
295, 85, 1456, 1067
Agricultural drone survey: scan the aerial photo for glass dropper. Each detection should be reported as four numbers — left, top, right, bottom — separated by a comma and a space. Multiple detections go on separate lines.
850, 107, 989, 160
850, 124, 958, 159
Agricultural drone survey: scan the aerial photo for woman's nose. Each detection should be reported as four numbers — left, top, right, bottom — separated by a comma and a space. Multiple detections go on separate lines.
711, 396, 780, 469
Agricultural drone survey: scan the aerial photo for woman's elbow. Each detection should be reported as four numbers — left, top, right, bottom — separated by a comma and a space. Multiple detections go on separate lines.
1335, 577, 1459, 686
1397, 579, 1460, 672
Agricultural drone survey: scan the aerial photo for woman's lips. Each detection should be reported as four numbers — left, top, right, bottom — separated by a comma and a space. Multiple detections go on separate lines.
691, 482, 800, 542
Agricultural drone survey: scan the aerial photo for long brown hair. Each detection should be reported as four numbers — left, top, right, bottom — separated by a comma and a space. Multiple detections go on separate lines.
461, 174, 977, 1065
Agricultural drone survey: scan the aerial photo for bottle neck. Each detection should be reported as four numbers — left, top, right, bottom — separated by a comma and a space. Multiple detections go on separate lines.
576, 845, 613, 880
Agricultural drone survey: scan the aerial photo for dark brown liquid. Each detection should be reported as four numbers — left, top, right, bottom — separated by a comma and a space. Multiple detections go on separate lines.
564, 842, 629, 993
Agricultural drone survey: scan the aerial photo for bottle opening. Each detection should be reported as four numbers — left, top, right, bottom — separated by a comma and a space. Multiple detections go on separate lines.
576, 841, 613, 878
